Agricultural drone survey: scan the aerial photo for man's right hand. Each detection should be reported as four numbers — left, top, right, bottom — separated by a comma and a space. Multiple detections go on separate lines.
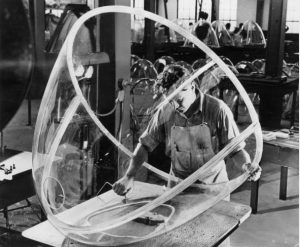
112, 175, 134, 196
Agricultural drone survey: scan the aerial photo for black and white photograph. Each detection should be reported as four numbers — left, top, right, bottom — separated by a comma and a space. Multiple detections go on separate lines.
0, 0, 298, 246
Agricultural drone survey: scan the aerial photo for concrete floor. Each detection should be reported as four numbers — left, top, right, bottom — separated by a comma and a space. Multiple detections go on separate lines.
0, 99, 299, 247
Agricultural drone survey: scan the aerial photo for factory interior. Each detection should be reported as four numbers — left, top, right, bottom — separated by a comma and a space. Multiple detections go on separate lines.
0, 0, 299, 246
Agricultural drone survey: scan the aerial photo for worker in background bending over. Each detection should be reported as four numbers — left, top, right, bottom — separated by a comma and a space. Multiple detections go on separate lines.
113, 65, 261, 195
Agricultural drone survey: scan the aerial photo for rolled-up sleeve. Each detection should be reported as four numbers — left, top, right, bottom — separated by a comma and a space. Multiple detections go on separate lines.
217, 102, 245, 152
139, 109, 166, 153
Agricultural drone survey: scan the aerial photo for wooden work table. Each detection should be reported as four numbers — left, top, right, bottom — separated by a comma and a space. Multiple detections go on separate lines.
22, 192, 251, 247
261, 132, 299, 200
250, 132, 299, 213
0, 150, 34, 208
0, 150, 35, 227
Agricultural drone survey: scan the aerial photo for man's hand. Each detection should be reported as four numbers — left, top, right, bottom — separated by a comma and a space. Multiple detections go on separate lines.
243, 163, 262, 182
112, 175, 134, 196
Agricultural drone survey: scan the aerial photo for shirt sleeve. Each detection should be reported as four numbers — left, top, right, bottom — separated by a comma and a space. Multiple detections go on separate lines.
139, 108, 166, 153
216, 101, 245, 152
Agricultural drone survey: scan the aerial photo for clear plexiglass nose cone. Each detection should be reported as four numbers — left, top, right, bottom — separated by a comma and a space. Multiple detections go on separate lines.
32, 6, 262, 246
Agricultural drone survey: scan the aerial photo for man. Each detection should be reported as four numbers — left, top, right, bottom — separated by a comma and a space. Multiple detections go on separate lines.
113, 65, 261, 195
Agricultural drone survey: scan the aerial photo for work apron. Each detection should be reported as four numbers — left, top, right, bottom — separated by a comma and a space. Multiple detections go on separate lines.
170, 121, 231, 247
170, 122, 228, 185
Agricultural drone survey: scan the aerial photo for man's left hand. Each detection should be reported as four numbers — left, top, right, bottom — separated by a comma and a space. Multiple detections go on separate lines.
243, 163, 262, 182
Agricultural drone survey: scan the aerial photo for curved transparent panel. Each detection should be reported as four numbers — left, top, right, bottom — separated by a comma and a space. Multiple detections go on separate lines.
220, 56, 234, 67
235, 20, 266, 47
173, 60, 193, 73
185, 20, 220, 48
212, 20, 233, 46
252, 58, 266, 74
252, 59, 299, 78
47, 5, 95, 54
155, 23, 178, 43
286, 63, 299, 78
154, 56, 175, 74
171, 19, 188, 43
235, 61, 259, 75
131, 59, 158, 82
130, 54, 140, 66
33, 6, 262, 246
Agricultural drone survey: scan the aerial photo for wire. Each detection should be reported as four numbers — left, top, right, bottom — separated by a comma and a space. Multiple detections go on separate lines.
96, 89, 125, 117
96, 181, 113, 202
96, 104, 117, 117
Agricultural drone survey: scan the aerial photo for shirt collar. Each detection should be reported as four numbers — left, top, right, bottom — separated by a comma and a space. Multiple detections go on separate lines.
191, 89, 203, 116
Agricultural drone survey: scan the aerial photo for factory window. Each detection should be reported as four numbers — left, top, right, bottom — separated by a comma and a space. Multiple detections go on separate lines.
219, 0, 237, 31
131, 0, 144, 20
131, 0, 144, 11
286, 0, 299, 33
178, 0, 212, 27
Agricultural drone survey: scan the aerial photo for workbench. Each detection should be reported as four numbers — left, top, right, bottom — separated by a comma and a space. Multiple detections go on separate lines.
250, 132, 299, 213
262, 132, 299, 200
0, 150, 35, 227
23, 193, 251, 247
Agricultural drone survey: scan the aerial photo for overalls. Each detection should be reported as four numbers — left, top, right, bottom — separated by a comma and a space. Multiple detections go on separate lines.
169, 111, 231, 247
170, 115, 228, 185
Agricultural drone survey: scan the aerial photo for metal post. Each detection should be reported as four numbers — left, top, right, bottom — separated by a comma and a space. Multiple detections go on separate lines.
144, 0, 156, 61
176, 0, 179, 19
250, 179, 260, 214
28, 0, 46, 90
290, 90, 297, 127
279, 166, 288, 200
27, 94, 32, 126
265, 0, 288, 78
256, 0, 264, 27
0, 131, 4, 155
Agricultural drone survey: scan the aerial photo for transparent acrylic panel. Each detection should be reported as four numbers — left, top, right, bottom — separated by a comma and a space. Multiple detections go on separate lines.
131, 59, 158, 82
33, 6, 262, 246
130, 77, 157, 146
130, 54, 140, 66
236, 20, 266, 47
252, 59, 299, 78
35, 62, 77, 159
192, 58, 207, 71
220, 56, 234, 67
235, 60, 260, 75
47, 5, 94, 54
153, 56, 175, 74
252, 58, 266, 74
42, 104, 105, 214
184, 20, 220, 48
212, 20, 234, 46
173, 61, 193, 73
282, 61, 299, 78
155, 22, 178, 44
171, 19, 188, 43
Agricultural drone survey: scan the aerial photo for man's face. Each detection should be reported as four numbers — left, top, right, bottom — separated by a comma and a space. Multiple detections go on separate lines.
172, 83, 196, 113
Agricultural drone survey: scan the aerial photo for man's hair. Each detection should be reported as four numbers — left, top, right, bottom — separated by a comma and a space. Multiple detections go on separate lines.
160, 65, 190, 90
